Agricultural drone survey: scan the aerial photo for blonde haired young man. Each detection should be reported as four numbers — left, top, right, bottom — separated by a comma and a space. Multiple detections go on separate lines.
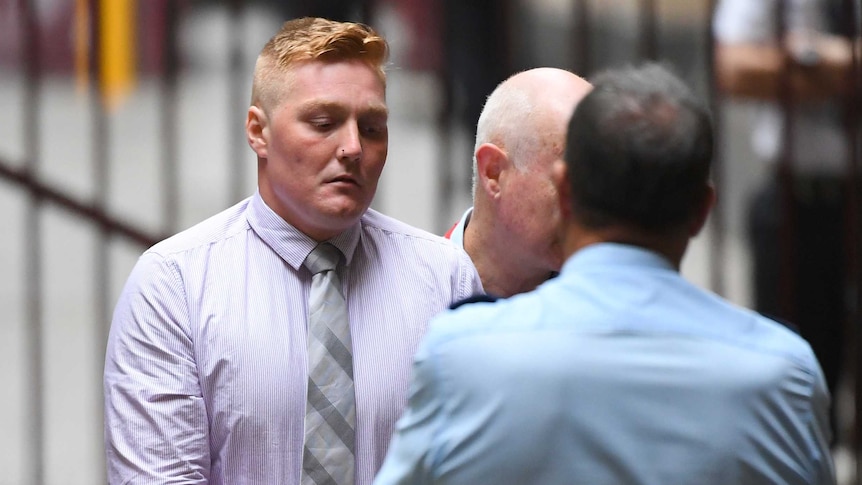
104, 18, 481, 485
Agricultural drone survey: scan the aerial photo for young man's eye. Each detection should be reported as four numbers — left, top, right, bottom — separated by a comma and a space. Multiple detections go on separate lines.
361, 121, 387, 138
310, 118, 334, 130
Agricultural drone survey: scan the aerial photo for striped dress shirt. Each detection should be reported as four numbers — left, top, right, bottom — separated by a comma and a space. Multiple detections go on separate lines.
104, 191, 483, 485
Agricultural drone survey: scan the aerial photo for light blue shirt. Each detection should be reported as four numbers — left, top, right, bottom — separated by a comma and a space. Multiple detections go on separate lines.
373, 243, 835, 485
104, 191, 483, 485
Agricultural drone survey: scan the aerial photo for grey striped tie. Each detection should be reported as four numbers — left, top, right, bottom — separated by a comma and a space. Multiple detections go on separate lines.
301, 243, 355, 485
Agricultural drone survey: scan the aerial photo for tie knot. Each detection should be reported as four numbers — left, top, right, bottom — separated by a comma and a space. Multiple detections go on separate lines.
304, 243, 341, 275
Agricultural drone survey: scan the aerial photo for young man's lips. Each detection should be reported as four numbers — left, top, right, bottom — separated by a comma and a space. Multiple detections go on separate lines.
329, 176, 359, 186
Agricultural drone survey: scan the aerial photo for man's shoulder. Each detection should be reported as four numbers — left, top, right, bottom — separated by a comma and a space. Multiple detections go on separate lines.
674, 283, 825, 376
424, 291, 539, 345
745, 310, 824, 370
360, 208, 465, 254
147, 198, 252, 259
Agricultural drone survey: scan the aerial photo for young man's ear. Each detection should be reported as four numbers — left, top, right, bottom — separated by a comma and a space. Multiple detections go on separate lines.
474, 143, 508, 199
246, 106, 269, 158
552, 159, 572, 220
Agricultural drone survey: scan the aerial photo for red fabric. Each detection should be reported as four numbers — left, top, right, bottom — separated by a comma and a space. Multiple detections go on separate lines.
443, 222, 457, 239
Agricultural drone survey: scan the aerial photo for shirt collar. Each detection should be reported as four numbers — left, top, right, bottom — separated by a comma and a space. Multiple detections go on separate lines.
561, 242, 675, 275
247, 191, 361, 270
448, 207, 473, 249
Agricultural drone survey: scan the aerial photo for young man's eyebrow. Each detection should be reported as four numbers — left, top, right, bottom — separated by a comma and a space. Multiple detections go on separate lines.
298, 100, 388, 116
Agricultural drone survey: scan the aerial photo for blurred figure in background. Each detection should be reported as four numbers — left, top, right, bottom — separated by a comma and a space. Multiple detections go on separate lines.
713, 0, 858, 441
445, 67, 593, 297
104, 17, 481, 484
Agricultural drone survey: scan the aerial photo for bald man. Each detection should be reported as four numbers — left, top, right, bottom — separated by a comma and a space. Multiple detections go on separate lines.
445, 68, 593, 297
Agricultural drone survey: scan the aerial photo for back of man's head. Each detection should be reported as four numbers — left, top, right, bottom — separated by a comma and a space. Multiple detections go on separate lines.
564, 63, 714, 232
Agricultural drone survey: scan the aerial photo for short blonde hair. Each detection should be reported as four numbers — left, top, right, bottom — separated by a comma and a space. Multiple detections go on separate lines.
251, 17, 389, 112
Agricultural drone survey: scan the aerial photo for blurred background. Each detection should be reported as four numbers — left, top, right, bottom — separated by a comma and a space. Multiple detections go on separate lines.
0, 0, 859, 484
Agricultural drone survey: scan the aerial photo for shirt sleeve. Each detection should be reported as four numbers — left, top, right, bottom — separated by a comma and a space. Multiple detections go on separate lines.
103, 252, 210, 484
372, 336, 446, 485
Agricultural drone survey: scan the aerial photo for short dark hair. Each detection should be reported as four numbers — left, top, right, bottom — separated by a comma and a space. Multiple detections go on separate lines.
564, 63, 713, 231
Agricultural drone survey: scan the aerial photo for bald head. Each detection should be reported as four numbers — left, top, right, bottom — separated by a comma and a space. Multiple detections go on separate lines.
474, 68, 593, 178
464, 68, 592, 297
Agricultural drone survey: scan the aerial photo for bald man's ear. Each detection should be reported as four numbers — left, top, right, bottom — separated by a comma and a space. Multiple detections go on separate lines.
552, 160, 573, 220
475, 143, 507, 198
246, 105, 269, 158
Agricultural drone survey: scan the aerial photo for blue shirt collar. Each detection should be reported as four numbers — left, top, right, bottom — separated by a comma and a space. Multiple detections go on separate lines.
562, 243, 675, 275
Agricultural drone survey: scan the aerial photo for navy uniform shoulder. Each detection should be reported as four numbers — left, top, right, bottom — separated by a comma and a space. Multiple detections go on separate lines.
449, 294, 501, 310
758, 311, 801, 335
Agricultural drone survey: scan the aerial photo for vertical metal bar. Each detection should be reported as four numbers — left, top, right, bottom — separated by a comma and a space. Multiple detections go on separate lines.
227, 0, 246, 206
90, 1, 112, 482
842, 0, 862, 480
638, 0, 658, 61
498, 1, 514, 79
434, 95, 453, 233
162, 0, 179, 232
90, 0, 112, 361
435, 1, 454, 232
705, 0, 726, 296
572, 0, 591, 74
358, 0, 373, 24
775, 0, 799, 322
20, 0, 44, 482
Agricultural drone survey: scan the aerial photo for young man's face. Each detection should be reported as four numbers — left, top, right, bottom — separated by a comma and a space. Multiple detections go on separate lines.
250, 59, 388, 241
